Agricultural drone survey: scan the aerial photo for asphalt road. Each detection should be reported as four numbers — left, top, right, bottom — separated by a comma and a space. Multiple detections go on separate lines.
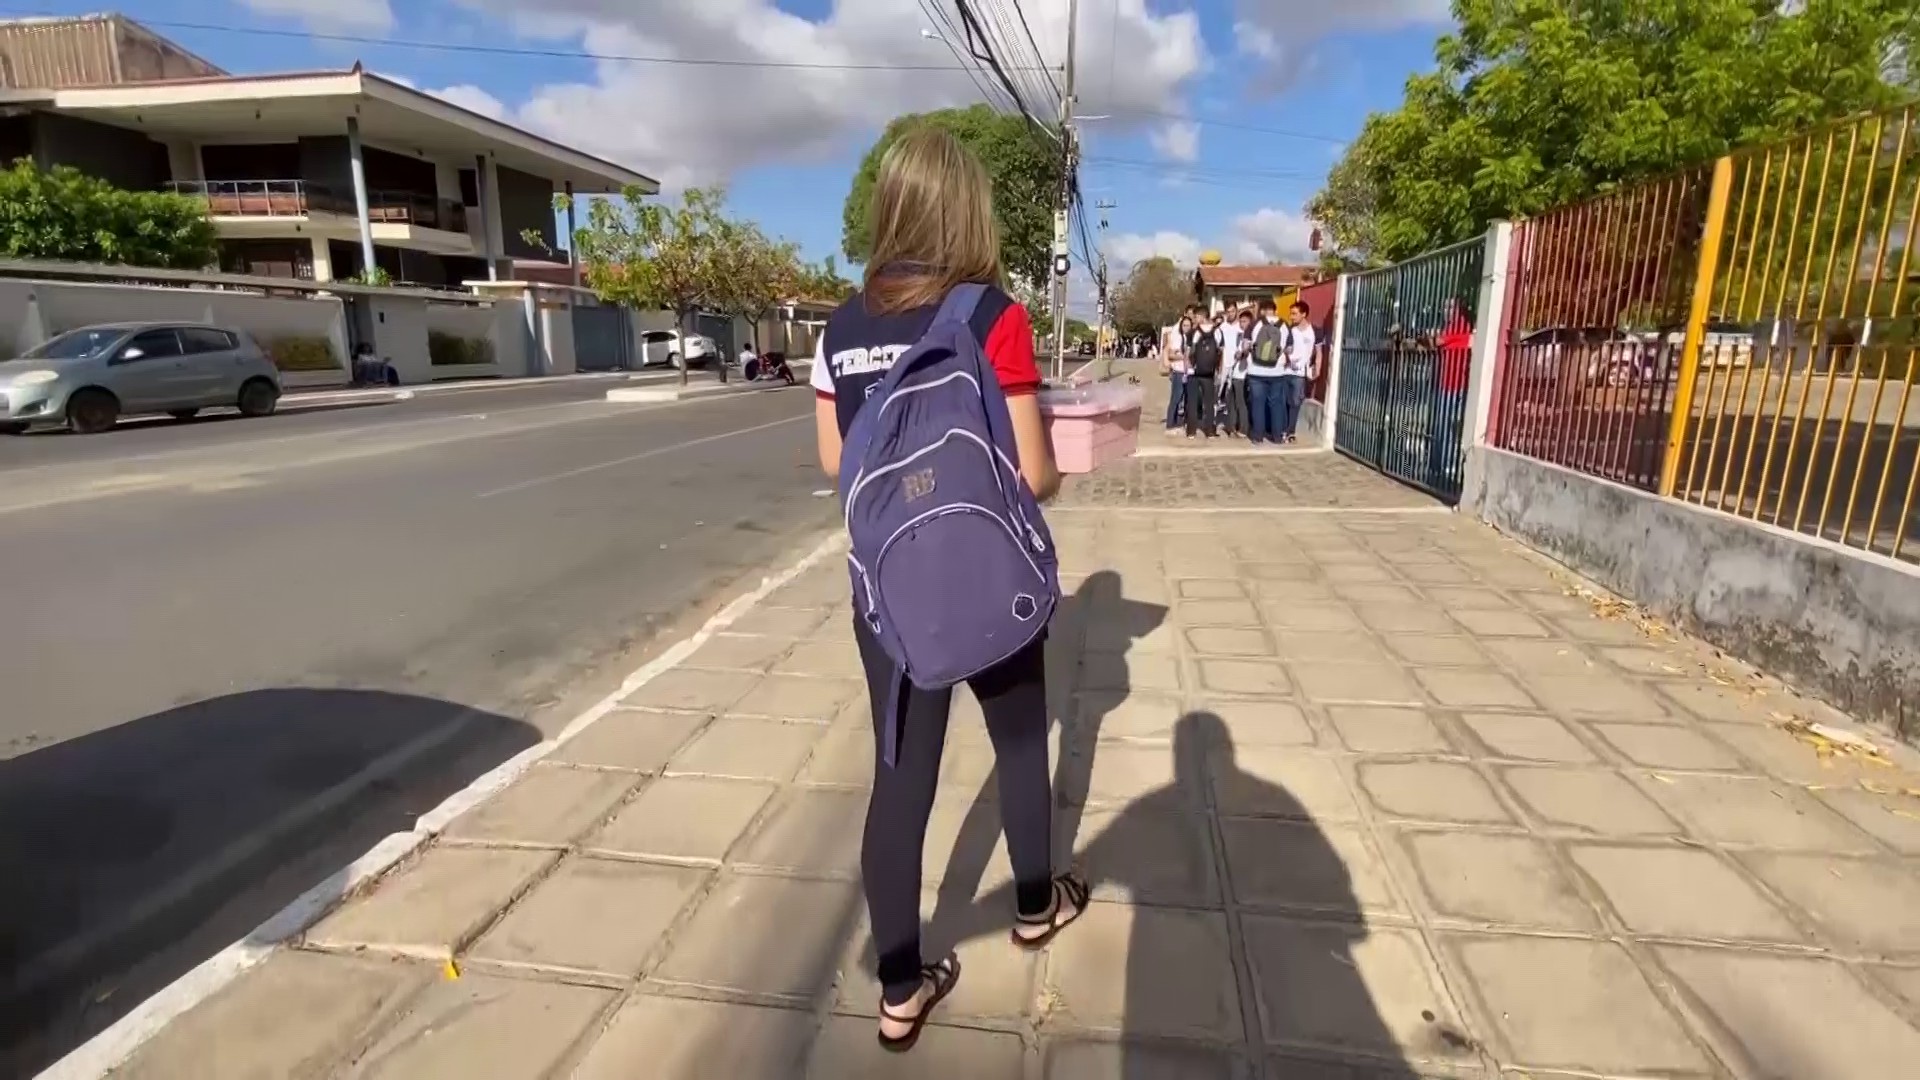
0, 378, 839, 1073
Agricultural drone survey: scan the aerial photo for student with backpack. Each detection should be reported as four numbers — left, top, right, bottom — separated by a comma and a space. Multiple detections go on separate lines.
1246, 299, 1290, 443
810, 126, 1087, 1053
1184, 311, 1224, 438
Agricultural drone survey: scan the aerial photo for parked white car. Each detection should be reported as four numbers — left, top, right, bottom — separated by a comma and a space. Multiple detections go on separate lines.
639, 330, 721, 369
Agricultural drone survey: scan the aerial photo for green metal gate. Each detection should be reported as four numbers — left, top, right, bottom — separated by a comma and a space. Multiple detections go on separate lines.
1335, 238, 1485, 502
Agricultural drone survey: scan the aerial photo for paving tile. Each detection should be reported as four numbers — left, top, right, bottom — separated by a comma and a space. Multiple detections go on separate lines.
1813, 786, 1920, 855
443, 766, 636, 846
1446, 609, 1553, 638
341, 975, 612, 1080
549, 709, 709, 772
1212, 746, 1359, 822
1178, 598, 1266, 627
584, 776, 774, 863
1381, 634, 1491, 668
807, 1016, 1026, 1079
1546, 613, 1656, 645
1274, 630, 1391, 665
1088, 611, 1178, 653
681, 632, 796, 672
1320, 561, 1397, 584
1046, 1039, 1248, 1080
1450, 936, 1705, 1073
666, 717, 826, 781
1500, 767, 1680, 837
1872, 965, 1920, 1012
1202, 697, 1319, 748
1199, 658, 1295, 696
1657, 680, 1775, 725
1188, 626, 1280, 657
1078, 742, 1189, 807
775, 640, 867, 678
1411, 669, 1534, 709
1353, 604, 1458, 635
1225, 819, 1402, 917
1292, 663, 1422, 705
1589, 723, 1749, 771
1703, 722, 1882, 788
1568, 844, 1802, 942
1335, 584, 1425, 607
921, 796, 1015, 896
1421, 583, 1514, 607
117, 951, 431, 1080
1080, 689, 1188, 741
469, 857, 708, 976
1513, 674, 1668, 719
1357, 762, 1512, 825
727, 604, 832, 638
1643, 774, 1877, 852
1047, 903, 1242, 1040
1459, 714, 1595, 764
571, 996, 815, 1080
730, 674, 863, 721
1329, 707, 1456, 755
1179, 578, 1252, 600
308, 847, 557, 959
1480, 638, 1601, 676
838, 891, 1036, 1021
1086, 651, 1184, 692
1657, 948, 1920, 1077
1243, 917, 1467, 1060
623, 667, 752, 713
1264, 602, 1366, 632
798, 720, 875, 786
1742, 853, 1920, 954
735, 787, 868, 875
655, 875, 860, 999
1597, 645, 1695, 676
1076, 808, 1221, 906
1400, 831, 1597, 931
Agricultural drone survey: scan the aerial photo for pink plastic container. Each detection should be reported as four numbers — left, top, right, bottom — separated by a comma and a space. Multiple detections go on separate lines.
1039, 385, 1144, 474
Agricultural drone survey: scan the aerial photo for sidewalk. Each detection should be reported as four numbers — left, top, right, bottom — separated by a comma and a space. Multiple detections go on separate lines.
102, 456, 1920, 1079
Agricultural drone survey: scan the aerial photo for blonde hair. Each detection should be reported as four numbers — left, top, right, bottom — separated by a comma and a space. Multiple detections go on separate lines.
863, 125, 1003, 314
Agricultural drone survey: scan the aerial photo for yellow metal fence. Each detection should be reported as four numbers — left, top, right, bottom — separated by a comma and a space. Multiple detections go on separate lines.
1493, 102, 1920, 564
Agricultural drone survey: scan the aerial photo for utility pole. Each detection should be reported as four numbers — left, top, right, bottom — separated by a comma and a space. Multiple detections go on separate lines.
1094, 197, 1115, 360
1050, 0, 1079, 382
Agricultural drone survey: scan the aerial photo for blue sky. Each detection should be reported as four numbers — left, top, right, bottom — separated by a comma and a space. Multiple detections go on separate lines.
11, 0, 1450, 307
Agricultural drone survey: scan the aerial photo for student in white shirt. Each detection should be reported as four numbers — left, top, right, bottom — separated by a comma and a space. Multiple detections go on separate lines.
1219, 308, 1254, 437
1160, 312, 1194, 432
1276, 300, 1319, 442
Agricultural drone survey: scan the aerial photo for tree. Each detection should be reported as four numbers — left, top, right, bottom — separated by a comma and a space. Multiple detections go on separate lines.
715, 225, 802, 351
1311, 0, 1920, 264
0, 160, 218, 269
570, 185, 739, 385
1110, 256, 1188, 337
842, 105, 1063, 288
797, 255, 854, 302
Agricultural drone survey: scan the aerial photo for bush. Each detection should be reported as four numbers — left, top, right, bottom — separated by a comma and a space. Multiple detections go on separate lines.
0, 159, 218, 269
428, 331, 495, 367
263, 336, 339, 372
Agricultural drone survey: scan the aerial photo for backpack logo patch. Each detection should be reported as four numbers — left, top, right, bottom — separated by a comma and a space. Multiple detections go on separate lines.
902, 467, 937, 501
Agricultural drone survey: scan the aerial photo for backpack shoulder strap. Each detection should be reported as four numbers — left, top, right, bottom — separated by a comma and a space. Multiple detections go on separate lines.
931, 282, 990, 329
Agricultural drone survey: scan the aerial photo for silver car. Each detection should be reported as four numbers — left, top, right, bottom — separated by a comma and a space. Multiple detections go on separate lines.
0, 322, 283, 435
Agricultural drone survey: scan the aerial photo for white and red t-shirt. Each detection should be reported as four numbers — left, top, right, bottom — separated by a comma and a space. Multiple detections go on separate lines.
810, 284, 1041, 437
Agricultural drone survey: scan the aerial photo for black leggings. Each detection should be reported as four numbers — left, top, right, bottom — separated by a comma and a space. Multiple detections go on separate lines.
854, 622, 1054, 1006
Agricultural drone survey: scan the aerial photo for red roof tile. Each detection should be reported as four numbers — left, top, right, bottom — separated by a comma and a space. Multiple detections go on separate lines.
1195, 264, 1317, 287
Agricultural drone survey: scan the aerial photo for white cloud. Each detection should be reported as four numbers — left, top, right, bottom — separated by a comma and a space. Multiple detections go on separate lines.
1104, 205, 1316, 272
1233, 0, 1450, 90
1148, 120, 1200, 163
429, 84, 510, 120
438, 0, 1205, 190
237, 0, 394, 33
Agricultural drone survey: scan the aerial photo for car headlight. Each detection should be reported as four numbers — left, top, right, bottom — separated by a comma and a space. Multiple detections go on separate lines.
11, 370, 58, 387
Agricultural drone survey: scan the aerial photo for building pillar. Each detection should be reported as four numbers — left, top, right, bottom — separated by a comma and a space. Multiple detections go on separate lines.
1322, 274, 1350, 451
346, 115, 376, 280
310, 236, 334, 283
1464, 221, 1515, 452
476, 153, 503, 281
564, 180, 579, 287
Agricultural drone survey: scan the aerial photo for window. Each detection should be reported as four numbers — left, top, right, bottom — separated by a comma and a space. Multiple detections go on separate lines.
642, 331, 677, 344
458, 168, 480, 207
120, 329, 184, 361
179, 327, 238, 354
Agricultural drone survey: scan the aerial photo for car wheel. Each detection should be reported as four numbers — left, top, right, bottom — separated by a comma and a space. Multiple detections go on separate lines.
67, 389, 120, 434
168, 408, 201, 422
237, 377, 280, 418
0, 421, 27, 436
669, 351, 683, 370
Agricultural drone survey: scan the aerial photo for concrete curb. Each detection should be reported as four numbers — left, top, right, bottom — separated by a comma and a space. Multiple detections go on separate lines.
39, 530, 849, 1080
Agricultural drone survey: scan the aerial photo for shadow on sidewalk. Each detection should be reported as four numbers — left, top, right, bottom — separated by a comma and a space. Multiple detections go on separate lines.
0, 688, 538, 1076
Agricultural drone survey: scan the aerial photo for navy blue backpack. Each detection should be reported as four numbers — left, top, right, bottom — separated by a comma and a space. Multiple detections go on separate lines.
837, 283, 1060, 765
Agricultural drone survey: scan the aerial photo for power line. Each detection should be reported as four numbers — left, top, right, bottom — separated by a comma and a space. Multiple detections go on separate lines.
920, 0, 1023, 116
1109, 106, 1347, 145
1006, 0, 1064, 103
16, 16, 1063, 72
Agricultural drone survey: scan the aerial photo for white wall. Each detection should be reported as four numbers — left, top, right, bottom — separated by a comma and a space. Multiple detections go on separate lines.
368, 295, 430, 384
491, 298, 531, 377
537, 291, 577, 376
424, 302, 503, 379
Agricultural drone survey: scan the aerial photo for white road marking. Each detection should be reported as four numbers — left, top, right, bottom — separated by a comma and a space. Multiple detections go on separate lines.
475, 413, 812, 498
37, 530, 848, 1080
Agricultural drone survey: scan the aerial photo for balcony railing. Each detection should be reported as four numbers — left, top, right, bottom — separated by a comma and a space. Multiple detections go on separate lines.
166, 180, 469, 233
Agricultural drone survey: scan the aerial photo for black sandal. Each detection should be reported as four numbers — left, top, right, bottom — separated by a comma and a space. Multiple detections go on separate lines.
876, 955, 960, 1053
1010, 872, 1091, 951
